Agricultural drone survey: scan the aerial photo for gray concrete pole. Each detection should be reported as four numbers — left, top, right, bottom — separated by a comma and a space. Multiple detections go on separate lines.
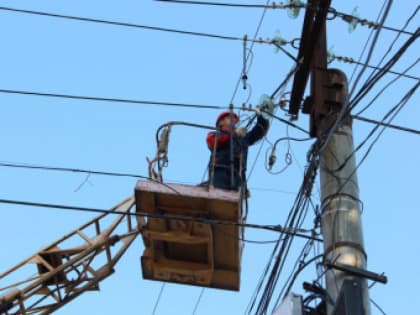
319, 69, 371, 315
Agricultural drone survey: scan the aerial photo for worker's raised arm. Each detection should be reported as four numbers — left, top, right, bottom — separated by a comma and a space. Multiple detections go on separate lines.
243, 115, 269, 146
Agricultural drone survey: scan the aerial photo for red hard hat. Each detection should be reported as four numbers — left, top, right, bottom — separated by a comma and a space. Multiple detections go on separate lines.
216, 111, 239, 126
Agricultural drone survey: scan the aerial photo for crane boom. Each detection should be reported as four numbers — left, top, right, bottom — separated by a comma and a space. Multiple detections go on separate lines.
0, 197, 140, 315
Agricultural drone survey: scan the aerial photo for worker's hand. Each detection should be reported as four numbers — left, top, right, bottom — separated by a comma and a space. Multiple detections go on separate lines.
235, 127, 247, 138
258, 95, 274, 119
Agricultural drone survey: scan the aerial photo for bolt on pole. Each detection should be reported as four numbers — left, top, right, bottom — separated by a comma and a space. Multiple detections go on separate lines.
319, 69, 371, 315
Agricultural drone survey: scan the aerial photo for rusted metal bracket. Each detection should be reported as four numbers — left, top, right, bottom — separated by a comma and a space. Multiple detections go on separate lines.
289, 0, 331, 126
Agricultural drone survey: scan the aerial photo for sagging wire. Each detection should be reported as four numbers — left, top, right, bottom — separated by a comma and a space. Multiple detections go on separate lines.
150, 121, 217, 182
327, 52, 419, 81
148, 125, 171, 182
246, 141, 320, 315
332, 5, 416, 35
159, 0, 415, 36
349, 0, 393, 100
266, 136, 312, 175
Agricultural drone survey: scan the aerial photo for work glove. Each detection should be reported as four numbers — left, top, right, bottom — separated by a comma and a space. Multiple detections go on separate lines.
235, 127, 247, 138
258, 95, 274, 120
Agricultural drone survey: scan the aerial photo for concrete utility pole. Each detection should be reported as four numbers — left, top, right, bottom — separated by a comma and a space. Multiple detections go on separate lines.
319, 70, 370, 315
287, 2, 387, 313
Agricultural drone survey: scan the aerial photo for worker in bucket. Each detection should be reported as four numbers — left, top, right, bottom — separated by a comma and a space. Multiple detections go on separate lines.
206, 100, 273, 190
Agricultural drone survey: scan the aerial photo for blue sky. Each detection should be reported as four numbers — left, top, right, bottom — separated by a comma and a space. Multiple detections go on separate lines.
0, 1, 418, 314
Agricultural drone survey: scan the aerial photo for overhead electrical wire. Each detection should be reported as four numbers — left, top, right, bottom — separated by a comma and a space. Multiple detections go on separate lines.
0, 88, 312, 134
192, 288, 205, 315
0, 160, 298, 195
354, 57, 419, 116
330, 54, 419, 81
157, 0, 416, 35
352, 115, 420, 135
363, 4, 419, 79
334, 81, 418, 192
349, 0, 393, 99
0, 198, 321, 241
319, 1, 398, 153
349, 82, 418, 172
229, 0, 271, 105
0, 6, 273, 45
0, 88, 226, 110
348, 0, 387, 85
370, 298, 387, 315
0, 161, 151, 179
349, 27, 419, 112
151, 283, 166, 315
245, 143, 320, 315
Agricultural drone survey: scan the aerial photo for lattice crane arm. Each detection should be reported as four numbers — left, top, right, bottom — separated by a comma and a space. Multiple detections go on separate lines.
0, 196, 141, 315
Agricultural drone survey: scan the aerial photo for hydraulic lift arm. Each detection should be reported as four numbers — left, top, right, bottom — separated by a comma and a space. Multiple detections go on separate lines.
0, 197, 141, 315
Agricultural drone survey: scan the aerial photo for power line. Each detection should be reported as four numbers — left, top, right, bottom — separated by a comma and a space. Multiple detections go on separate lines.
0, 88, 310, 134
0, 6, 272, 45
334, 81, 419, 189
192, 288, 205, 315
229, 0, 271, 104
0, 161, 150, 179
349, 28, 419, 112
349, 0, 393, 99
157, 0, 416, 35
329, 55, 419, 81
333, 8, 416, 36
152, 283, 166, 315
0, 160, 297, 195
353, 115, 420, 136
156, 0, 275, 8
0, 88, 226, 109
0, 198, 321, 241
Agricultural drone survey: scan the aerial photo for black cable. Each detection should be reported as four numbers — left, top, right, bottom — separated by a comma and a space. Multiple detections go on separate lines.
334, 81, 418, 189
0, 161, 299, 195
364, 4, 419, 79
330, 55, 419, 81
0, 6, 271, 44
151, 283, 166, 315
334, 8, 416, 36
349, 28, 419, 112
0, 161, 149, 179
0, 88, 309, 135
270, 65, 299, 99
156, 0, 274, 8
158, 0, 416, 36
246, 146, 319, 315
276, 253, 323, 306
267, 112, 309, 135
370, 298, 387, 315
0, 198, 321, 241
192, 288, 204, 315
349, 0, 393, 98
0, 88, 226, 110
320, 7, 416, 154
229, 0, 271, 105
352, 59, 419, 117
353, 115, 420, 135
347, 82, 418, 174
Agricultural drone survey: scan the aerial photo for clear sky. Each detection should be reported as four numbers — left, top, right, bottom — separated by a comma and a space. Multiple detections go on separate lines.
0, 1, 418, 314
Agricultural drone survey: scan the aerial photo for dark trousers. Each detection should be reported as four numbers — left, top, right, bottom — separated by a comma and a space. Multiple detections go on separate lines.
211, 168, 240, 190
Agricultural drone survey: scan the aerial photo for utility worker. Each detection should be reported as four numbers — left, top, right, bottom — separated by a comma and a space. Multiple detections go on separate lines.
206, 109, 270, 190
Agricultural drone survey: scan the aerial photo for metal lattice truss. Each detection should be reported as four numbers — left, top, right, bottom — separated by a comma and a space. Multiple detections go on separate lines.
0, 197, 139, 315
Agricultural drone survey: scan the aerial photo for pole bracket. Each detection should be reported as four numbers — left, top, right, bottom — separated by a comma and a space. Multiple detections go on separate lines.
325, 261, 388, 284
